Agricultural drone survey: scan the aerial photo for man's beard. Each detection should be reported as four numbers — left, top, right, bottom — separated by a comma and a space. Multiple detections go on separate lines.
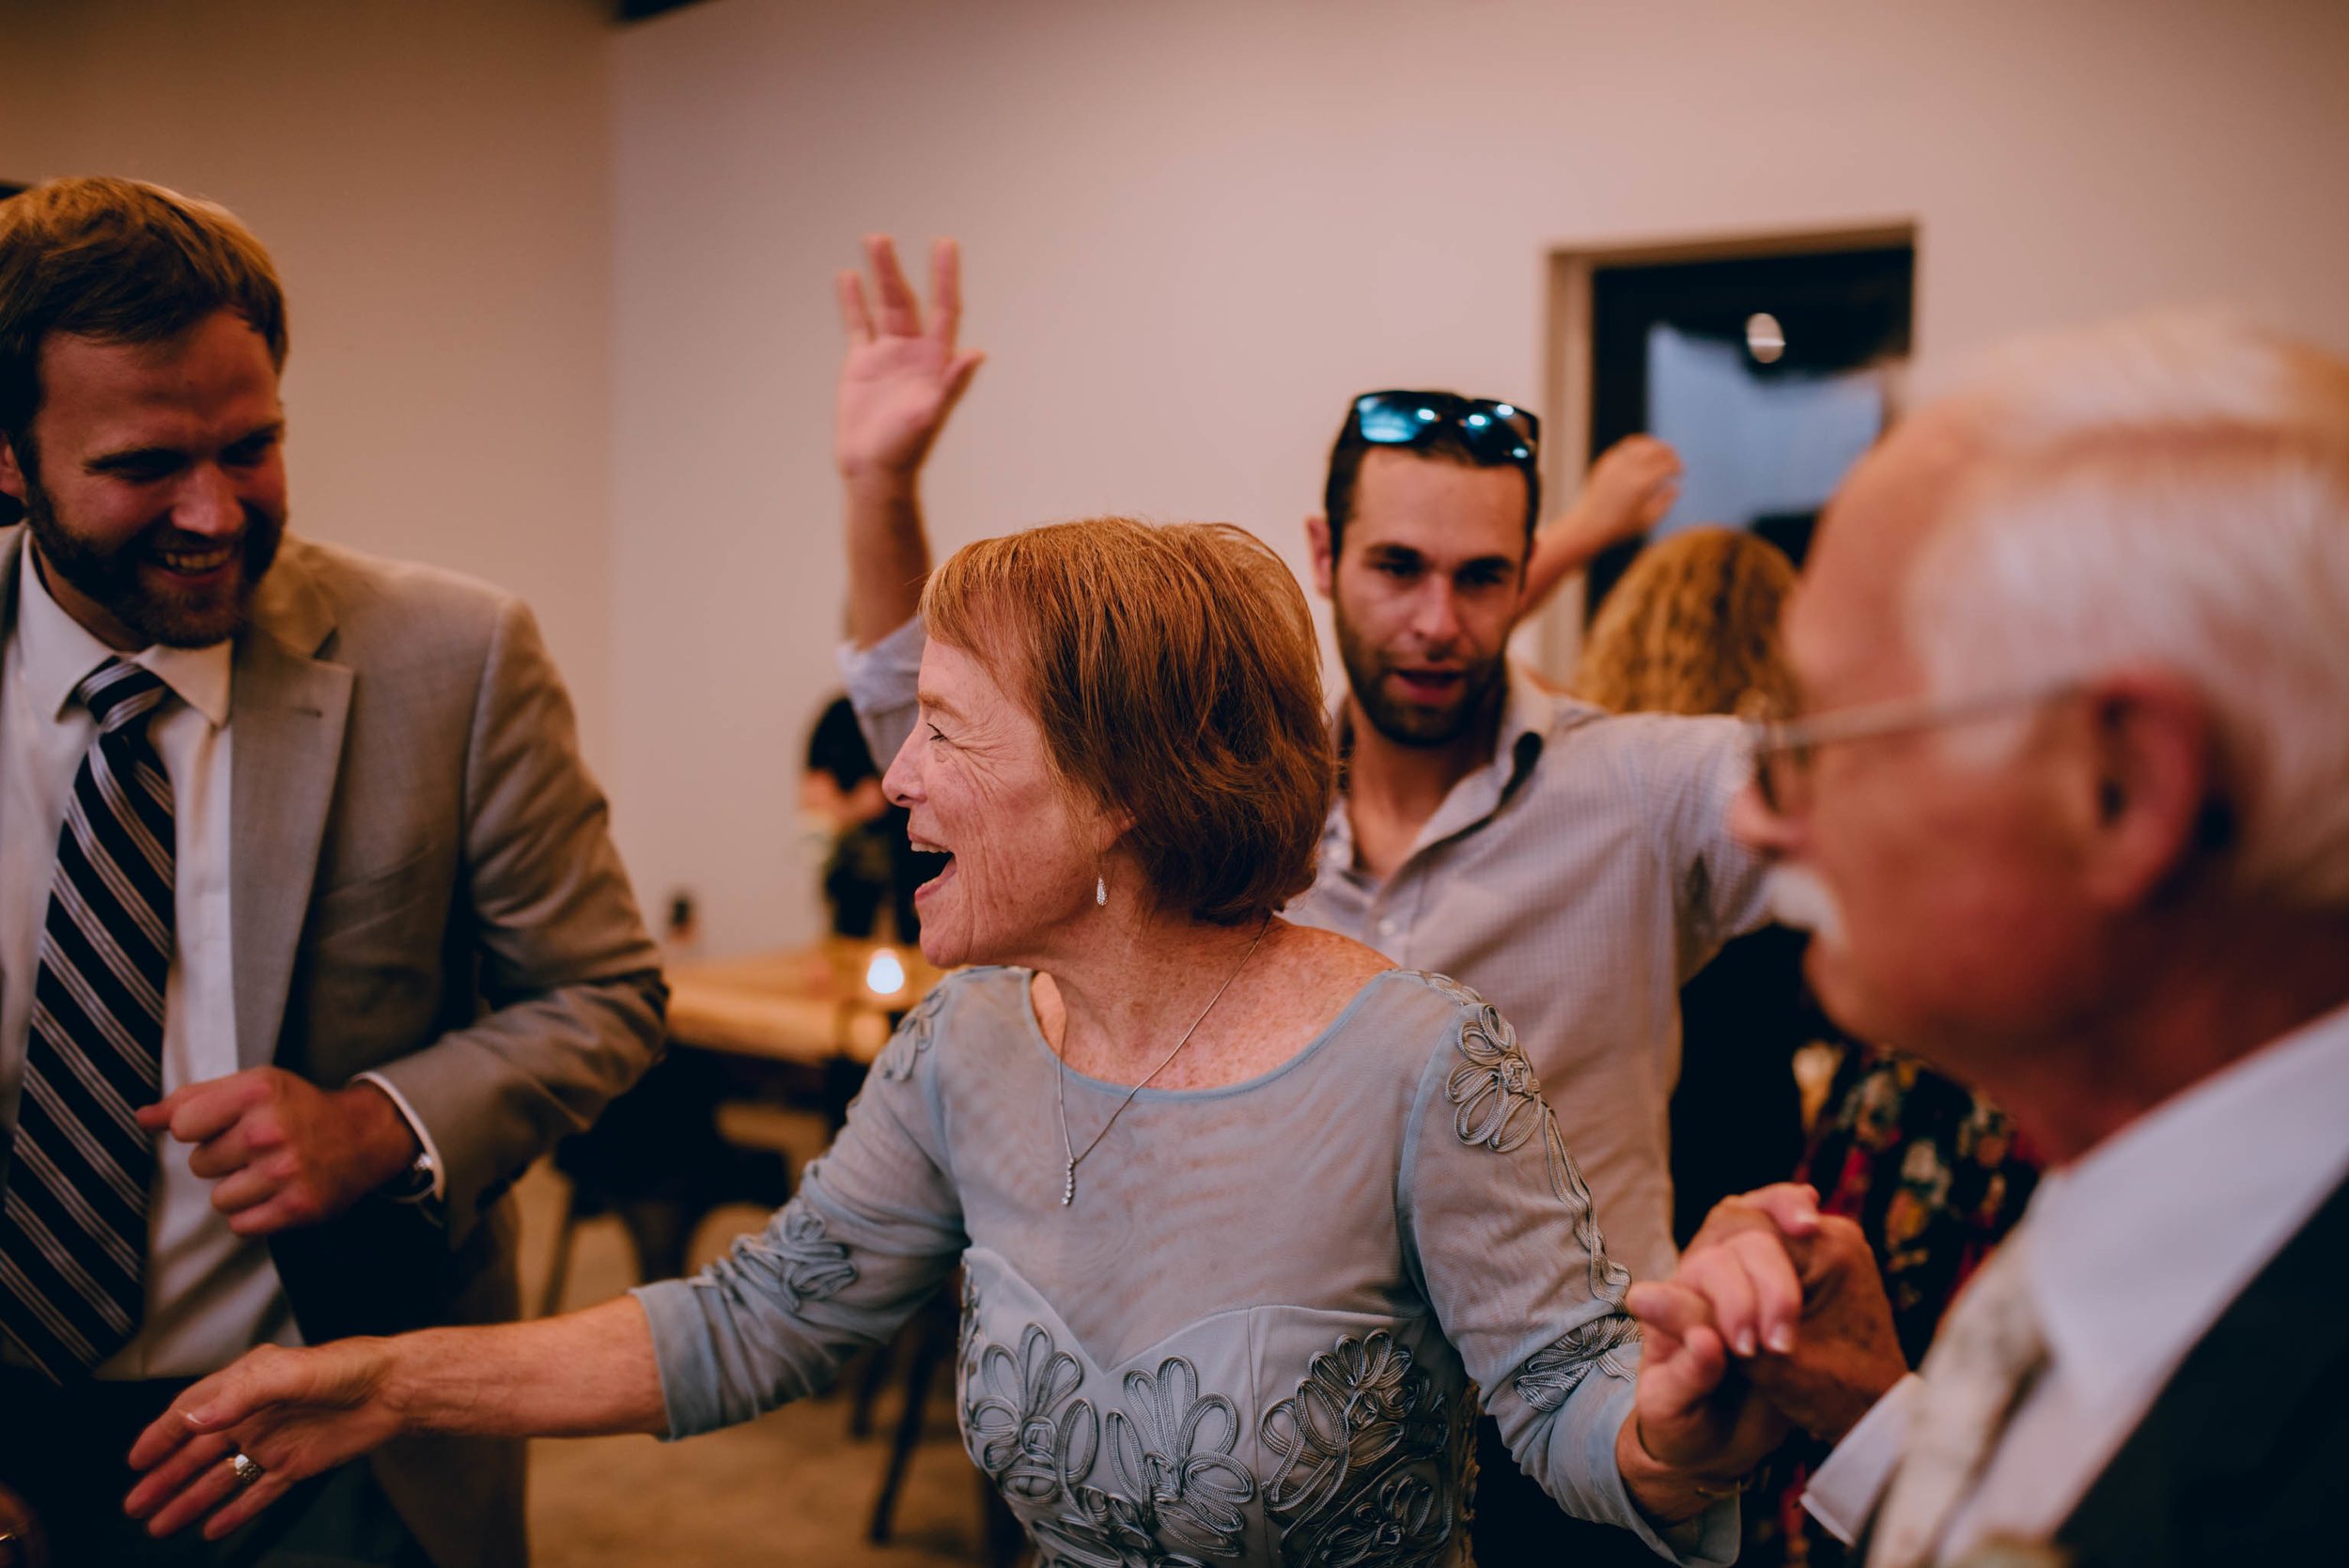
1333, 609, 1507, 749
21, 471, 282, 649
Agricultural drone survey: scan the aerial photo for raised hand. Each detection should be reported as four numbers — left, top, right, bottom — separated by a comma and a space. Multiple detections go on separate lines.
1518, 434, 1685, 619
1576, 433, 1684, 546
124, 1341, 401, 1543
835, 235, 986, 486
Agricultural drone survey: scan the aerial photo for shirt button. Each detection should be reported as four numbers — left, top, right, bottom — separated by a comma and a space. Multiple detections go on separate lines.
1378, 917, 1400, 938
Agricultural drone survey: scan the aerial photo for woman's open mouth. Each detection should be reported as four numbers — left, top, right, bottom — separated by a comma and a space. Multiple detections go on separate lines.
908, 835, 956, 901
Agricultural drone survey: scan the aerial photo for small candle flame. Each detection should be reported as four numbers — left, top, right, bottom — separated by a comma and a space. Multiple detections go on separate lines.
864, 946, 908, 999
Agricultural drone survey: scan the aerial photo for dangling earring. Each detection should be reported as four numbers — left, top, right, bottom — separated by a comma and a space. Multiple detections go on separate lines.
1096, 873, 1109, 908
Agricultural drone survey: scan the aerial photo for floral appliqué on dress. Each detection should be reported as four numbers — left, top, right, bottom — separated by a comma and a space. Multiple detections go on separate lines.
1406, 972, 1641, 1416
962, 1321, 1257, 1567
1408, 971, 1634, 1307
695, 1201, 857, 1310
1260, 1330, 1469, 1567
874, 981, 952, 1081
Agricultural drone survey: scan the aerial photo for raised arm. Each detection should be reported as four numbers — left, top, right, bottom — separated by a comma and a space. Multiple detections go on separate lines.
836, 234, 985, 648
1517, 434, 1683, 622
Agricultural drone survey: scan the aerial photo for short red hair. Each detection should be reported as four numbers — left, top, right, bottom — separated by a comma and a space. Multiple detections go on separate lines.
924, 518, 1333, 925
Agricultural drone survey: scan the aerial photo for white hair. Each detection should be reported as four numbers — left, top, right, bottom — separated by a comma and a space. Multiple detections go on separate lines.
1903, 313, 2349, 908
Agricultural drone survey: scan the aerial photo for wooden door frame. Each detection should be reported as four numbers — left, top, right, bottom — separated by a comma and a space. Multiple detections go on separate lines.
1532, 220, 1917, 679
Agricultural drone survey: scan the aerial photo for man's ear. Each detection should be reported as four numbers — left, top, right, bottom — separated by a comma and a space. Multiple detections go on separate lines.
0, 432, 26, 505
2073, 671, 2220, 908
1305, 514, 1335, 599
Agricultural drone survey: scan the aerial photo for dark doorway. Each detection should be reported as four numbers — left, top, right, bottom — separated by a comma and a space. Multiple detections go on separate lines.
1581, 240, 1913, 617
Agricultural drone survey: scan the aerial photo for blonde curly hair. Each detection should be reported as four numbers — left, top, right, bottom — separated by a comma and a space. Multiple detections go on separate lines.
1574, 527, 1798, 718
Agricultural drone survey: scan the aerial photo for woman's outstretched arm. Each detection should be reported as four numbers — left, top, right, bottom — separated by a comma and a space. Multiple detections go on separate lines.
126, 1295, 663, 1543
131, 975, 976, 1545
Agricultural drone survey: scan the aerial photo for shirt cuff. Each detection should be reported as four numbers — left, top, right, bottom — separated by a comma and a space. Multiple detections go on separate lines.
1803, 1372, 1923, 1545
351, 1069, 446, 1203
836, 615, 925, 773
630, 1278, 735, 1441
836, 615, 924, 698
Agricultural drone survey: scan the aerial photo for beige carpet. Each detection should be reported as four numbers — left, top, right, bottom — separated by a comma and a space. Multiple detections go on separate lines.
515, 1136, 991, 1567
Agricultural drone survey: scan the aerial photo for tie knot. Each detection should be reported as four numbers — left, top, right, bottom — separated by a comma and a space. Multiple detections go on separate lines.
76, 659, 171, 734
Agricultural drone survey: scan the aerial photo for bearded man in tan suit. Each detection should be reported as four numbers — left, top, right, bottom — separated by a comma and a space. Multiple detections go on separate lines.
0, 177, 663, 1567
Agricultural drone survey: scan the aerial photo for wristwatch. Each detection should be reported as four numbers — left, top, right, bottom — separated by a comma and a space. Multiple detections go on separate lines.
389, 1146, 439, 1204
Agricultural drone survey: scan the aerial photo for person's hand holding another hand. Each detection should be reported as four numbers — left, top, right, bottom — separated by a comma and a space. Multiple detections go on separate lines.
1630, 1182, 1909, 1446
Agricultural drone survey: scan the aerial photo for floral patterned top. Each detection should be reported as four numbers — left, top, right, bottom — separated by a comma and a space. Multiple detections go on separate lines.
634, 967, 1735, 1567
1743, 1047, 2042, 1568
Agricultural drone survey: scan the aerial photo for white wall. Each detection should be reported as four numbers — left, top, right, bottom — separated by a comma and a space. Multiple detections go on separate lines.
15, 0, 2340, 958
610, 0, 2349, 955
0, 0, 619, 764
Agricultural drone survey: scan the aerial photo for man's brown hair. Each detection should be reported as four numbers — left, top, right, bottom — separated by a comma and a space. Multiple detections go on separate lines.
924, 518, 1334, 925
0, 176, 288, 522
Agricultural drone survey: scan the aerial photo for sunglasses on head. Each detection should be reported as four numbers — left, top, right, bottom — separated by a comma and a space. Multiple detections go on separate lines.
1347, 390, 1541, 467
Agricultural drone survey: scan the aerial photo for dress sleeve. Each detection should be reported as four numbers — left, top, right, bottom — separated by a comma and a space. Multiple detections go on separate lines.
836, 614, 925, 770
630, 982, 965, 1438
1399, 977, 1738, 1565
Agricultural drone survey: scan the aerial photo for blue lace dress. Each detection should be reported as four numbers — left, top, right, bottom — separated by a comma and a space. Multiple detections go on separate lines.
632, 967, 1735, 1566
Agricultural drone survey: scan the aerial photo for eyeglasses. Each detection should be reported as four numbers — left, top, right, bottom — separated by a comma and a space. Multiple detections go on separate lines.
1348, 390, 1540, 470
1741, 683, 2078, 817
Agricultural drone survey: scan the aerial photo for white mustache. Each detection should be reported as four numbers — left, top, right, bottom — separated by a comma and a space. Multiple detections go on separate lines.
1764, 864, 1846, 948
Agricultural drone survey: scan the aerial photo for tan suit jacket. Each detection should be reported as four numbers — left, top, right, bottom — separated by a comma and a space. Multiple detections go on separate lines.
0, 528, 665, 1568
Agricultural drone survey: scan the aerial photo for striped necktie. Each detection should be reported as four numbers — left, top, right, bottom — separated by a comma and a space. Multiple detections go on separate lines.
0, 659, 175, 1381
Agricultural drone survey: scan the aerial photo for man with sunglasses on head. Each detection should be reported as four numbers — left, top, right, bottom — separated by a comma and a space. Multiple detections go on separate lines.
1296, 388, 1771, 1565
831, 237, 1775, 1562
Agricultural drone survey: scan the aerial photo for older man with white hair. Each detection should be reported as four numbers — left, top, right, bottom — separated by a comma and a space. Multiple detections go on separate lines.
1623, 315, 2349, 1568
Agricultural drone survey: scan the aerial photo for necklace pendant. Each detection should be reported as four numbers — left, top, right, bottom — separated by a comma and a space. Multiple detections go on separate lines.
1062, 1161, 1077, 1206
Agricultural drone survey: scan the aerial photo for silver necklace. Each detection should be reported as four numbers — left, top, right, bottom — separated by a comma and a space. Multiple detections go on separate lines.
1055, 917, 1271, 1206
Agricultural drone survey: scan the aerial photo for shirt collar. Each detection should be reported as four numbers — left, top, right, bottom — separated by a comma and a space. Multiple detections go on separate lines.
2018, 997, 2349, 1410
1323, 660, 1556, 858
13, 535, 233, 727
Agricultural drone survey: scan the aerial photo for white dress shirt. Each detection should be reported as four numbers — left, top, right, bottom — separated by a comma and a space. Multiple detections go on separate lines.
1, 537, 301, 1376
1805, 997, 2349, 1559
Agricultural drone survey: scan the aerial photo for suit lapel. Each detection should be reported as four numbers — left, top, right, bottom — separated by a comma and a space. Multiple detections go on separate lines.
2054, 1168, 2349, 1565
0, 534, 20, 892
229, 542, 352, 1068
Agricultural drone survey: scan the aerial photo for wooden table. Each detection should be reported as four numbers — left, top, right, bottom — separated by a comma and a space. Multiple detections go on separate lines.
665, 939, 944, 1067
